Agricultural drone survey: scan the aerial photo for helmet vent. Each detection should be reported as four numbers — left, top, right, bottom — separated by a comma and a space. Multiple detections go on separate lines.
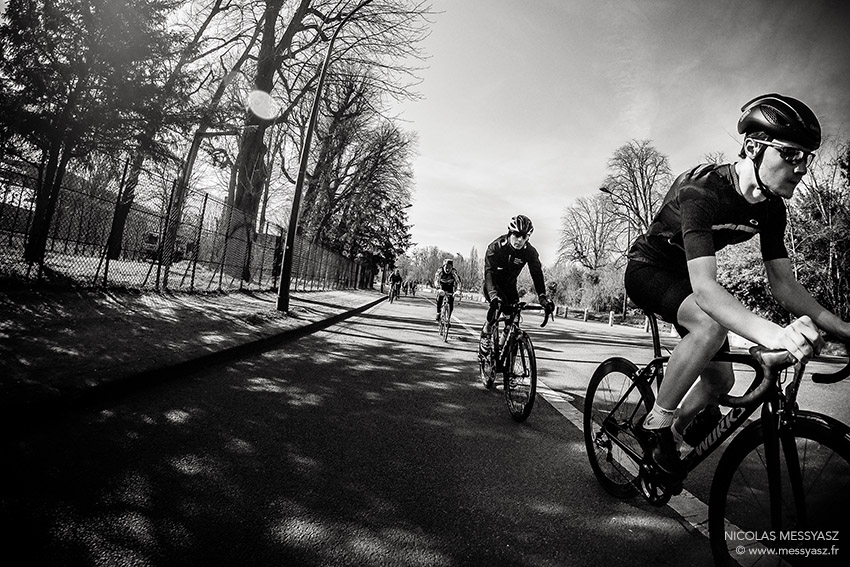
762, 106, 789, 127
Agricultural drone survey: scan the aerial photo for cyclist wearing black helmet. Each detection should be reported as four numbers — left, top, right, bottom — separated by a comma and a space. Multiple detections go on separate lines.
434, 258, 462, 321
625, 93, 850, 480
478, 215, 555, 358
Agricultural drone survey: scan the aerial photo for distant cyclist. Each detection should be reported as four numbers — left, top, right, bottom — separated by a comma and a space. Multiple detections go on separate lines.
478, 215, 555, 357
389, 269, 403, 298
434, 258, 462, 321
625, 93, 850, 479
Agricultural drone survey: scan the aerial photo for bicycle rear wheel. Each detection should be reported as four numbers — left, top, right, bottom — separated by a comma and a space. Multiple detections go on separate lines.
709, 412, 850, 566
583, 357, 652, 498
503, 332, 537, 422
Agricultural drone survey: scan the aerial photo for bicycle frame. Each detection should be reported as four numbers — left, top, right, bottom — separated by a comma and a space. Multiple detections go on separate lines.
603, 314, 784, 476
604, 312, 850, 484
491, 307, 531, 372
587, 311, 850, 564
438, 290, 455, 341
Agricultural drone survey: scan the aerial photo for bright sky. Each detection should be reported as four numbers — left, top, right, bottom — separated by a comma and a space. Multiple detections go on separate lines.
397, 0, 850, 266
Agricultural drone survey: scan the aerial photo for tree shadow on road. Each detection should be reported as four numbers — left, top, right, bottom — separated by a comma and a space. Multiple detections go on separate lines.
1, 304, 715, 567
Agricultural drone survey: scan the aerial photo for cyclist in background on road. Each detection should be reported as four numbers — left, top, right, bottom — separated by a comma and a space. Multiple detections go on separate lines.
389, 269, 403, 298
478, 215, 555, 358
434, 258, 462, 321
625, 93, 850, 480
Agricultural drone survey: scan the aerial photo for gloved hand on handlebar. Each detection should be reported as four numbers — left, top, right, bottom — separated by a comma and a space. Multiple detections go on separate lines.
538, 293, 555, 314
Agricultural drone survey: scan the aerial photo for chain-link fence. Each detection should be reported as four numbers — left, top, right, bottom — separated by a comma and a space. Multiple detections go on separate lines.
0, 167, 372, 293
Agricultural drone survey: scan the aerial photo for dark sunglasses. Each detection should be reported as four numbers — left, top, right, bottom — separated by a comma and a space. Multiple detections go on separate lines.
753, 139, 816, 166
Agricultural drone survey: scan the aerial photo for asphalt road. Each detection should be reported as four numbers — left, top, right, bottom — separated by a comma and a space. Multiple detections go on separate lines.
3, 293, 848, 566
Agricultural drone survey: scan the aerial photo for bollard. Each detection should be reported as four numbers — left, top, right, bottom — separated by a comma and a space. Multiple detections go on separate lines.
644, 316, 650, 333
609, 311, 614, 326
583, 308, 589, 322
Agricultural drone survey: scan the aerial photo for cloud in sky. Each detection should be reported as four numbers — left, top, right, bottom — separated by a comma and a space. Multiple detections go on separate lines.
397, 0, 850, 266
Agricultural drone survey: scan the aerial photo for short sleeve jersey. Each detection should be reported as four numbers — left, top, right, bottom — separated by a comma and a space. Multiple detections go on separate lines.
628, 163, 788, 270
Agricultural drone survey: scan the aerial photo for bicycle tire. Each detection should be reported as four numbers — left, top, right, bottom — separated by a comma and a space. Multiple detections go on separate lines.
709, 412, 850, 566
438, 310, 446, 339
583, 357, 653, 498
479, 328, 496, 389
503, 332, 537, 422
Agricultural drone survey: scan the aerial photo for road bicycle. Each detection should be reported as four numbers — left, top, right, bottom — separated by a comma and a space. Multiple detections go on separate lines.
479, 302, 551, 422
583, 311, 850, 566
437, 290, 459, 342
388, 282, 401, 303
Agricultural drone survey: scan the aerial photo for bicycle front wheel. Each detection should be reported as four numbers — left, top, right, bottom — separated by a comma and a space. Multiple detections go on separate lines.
709, 412, 850, 567
503, 332, 537, 422
583, 357, 652, 498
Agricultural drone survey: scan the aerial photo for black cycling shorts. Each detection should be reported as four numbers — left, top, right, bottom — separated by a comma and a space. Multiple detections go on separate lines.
624, 259, 694, 337
625, 259, 731, 352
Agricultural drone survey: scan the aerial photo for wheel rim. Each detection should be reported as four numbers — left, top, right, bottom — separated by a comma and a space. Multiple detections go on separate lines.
585, 362, 647, 494
711, 424, 850, 565
504, 338, 535, 420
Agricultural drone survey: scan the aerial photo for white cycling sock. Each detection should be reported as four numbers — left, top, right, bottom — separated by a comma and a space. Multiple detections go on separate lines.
643, 405, 676, 429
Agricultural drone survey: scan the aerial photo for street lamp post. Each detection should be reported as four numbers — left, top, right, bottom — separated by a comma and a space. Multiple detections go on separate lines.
276, 0, 374, 312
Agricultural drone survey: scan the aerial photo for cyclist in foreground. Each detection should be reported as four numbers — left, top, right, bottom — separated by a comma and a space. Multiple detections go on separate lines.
478, 215, 555, 358
434, 258, 462, 321
624, 93, 850, 480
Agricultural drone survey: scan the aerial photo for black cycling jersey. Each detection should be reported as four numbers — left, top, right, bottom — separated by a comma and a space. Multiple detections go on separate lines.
434, 267, 461, 292
483, 234, 546, 301
628, 163, 788, 269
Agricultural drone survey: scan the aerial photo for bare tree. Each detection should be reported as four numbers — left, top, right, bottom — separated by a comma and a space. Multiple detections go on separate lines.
599, 139, 671, 234
558, 193, 620, 270
703, 150, 728, 165
787, 137, 850, 319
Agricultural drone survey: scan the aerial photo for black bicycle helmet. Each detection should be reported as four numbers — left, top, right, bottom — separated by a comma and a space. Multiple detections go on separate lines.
508, 215, 534, 236
737, 93, 821, 150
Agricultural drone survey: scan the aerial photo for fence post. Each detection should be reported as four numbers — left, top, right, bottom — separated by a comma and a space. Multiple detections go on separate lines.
156, 181, 177, 290
190, 193, 208, 292
609, 311, 614, 326
583, 308, 589, 322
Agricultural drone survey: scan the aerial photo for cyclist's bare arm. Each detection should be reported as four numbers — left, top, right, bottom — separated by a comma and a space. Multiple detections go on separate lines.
687, 256, 819, 360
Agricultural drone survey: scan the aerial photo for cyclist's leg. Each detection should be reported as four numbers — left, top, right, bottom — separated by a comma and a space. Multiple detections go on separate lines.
447, 292, 455, 315
436, 290, 444, 320
625, 261, 715, 477
479, 282, 504, 359
674, 357, 733, 441
661, 296, 731, 421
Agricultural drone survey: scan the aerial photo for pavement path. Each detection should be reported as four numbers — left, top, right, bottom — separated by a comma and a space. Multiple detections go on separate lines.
0, 287, 384, 427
